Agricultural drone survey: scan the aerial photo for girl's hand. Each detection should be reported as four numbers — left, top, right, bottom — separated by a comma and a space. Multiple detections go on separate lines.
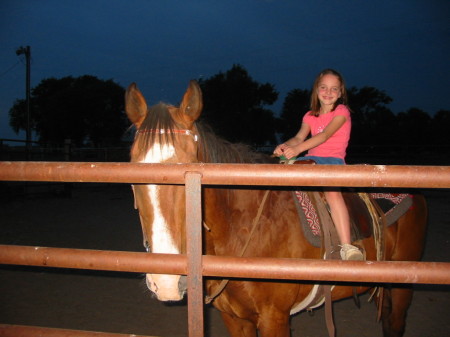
273, 143, 287, 156
280, 145, 299, 160
274, 144, 299, 159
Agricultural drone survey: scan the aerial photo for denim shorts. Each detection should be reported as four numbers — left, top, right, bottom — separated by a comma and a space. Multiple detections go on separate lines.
297, 156, 345, 165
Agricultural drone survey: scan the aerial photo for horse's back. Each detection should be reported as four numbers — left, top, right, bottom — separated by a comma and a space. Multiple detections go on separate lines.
387, 193, 428, 262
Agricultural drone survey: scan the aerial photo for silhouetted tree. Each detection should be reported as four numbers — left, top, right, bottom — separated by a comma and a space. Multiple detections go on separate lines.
397, 108, 431, 147
430, 110, 450, 146
8, 98, 32, 135
9, 75, 126, 146
347, 86, 395, 146
278, 89, 310, 140
198, 64, 278, 144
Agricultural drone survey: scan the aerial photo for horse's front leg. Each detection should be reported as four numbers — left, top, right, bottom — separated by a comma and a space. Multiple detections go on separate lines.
381, 285, 413, 337
220, 312, 257, 337
257, 309, 291, 337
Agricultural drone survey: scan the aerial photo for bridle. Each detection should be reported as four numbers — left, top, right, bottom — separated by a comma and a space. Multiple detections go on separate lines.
136, 128, 199, 142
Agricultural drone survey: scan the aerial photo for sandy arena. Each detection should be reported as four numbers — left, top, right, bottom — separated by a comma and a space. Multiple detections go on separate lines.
1, 183, 449, 336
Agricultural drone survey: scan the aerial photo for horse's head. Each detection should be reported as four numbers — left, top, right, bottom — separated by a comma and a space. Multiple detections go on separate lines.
125, 81, 202, 301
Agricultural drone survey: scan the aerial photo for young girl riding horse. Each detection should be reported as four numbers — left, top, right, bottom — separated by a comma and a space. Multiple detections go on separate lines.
274, 68, 363, 261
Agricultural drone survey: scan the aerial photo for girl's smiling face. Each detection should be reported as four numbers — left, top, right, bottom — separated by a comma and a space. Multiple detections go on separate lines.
317, 74, 342, 109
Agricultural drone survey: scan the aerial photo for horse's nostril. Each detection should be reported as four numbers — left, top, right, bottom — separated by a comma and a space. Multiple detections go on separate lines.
178, 275, 187, 291
146, 276, 158, 293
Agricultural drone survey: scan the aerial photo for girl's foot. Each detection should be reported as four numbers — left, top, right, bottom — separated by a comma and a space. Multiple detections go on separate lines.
340, 244, 364, 261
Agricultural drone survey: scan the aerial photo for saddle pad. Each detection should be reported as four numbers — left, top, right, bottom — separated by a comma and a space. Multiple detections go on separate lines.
371, 193, 413, 225
294, 191, 412, 247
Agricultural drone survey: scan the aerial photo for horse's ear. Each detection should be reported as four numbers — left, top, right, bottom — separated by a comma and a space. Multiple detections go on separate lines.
125, 83, 148, 128
179, 80, 203, 125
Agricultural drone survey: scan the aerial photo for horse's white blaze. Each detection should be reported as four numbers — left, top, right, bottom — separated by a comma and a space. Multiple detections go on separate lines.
139, 142, 183, 301
142, 142, 176, 163
145, 184, 178, 254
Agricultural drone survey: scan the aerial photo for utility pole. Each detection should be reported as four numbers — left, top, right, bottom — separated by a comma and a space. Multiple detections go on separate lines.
16, 45, 31, 159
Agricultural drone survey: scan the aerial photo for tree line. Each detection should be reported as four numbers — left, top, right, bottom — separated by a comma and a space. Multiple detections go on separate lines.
9, 75, 126, 147
8, 65, 449, 162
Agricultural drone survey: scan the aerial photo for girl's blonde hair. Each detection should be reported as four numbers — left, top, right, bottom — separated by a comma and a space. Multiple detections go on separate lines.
310, 68, 349, 116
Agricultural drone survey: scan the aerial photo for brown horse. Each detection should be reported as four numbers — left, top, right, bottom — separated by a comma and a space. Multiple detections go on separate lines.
125, 80, 427, 337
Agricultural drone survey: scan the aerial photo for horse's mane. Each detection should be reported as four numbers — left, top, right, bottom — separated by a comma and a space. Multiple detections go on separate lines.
136, 102, 275, 164
196, 122, 274, 164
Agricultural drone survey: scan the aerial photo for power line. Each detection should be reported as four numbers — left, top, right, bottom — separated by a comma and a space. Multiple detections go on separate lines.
0, 60, 21, 79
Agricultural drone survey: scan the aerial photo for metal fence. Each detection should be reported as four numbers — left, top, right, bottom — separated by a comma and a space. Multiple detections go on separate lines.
3, 139, 450, 165
0, 139, 131, 162
1, 161, 450, 337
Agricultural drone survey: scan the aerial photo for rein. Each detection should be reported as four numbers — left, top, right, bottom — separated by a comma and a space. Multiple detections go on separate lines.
205, 189, 271, 304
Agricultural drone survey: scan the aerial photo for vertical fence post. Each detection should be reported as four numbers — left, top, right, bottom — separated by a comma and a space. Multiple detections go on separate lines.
185, 172, 204, 337
64, 139, 71, 161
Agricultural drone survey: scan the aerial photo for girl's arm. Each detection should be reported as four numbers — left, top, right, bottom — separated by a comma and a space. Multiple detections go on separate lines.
279, 115, 347, 159
273, 123, 310, 156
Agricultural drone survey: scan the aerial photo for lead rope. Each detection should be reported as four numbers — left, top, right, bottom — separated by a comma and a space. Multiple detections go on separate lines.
205, 189, 271, 304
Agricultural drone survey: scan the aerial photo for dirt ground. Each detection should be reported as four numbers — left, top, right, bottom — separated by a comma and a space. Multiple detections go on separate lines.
0, 183, 449, 336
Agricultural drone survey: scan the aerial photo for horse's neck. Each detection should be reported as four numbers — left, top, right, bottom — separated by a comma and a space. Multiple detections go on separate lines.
203, 187, 256, 248
203, 188, 235, 231
203, 188, 312, 258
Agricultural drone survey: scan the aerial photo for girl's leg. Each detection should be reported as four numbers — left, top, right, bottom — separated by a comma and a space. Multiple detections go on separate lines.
324, 189, 363, 260
324, 189, 351, 244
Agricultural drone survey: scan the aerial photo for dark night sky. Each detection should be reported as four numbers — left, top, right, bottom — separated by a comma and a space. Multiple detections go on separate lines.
1, 0, 449, 140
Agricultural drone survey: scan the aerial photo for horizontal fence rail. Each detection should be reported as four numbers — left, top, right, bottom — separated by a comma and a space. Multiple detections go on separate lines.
1, 161, 450, 188
1, 245, 449, 285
